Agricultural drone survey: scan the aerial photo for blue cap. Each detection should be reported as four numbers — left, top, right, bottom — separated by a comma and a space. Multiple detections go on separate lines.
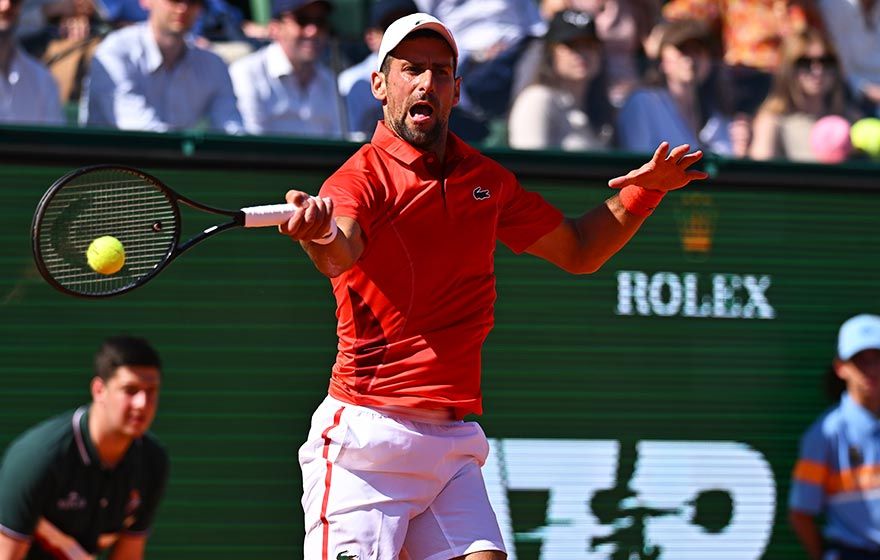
271, 0, 331, 20
838, 314, 880, 360
370, 0, 417, 29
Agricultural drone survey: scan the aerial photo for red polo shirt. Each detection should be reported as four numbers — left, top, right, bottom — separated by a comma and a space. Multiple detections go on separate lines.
320, 122, 563, 418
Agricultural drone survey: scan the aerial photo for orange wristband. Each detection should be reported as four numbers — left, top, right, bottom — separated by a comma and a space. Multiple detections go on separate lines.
619, 185, 666, 217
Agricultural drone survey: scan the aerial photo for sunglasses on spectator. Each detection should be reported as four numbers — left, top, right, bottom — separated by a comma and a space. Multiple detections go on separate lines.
293, 12, 330, 29
795, 55, 836, 70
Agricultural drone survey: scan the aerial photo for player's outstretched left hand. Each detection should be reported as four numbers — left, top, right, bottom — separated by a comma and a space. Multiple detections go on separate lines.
608, 142, 708, 192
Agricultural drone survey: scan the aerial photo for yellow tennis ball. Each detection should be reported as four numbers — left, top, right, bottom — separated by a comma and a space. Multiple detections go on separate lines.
87, 235, 125, 275
850, 117, 880, 159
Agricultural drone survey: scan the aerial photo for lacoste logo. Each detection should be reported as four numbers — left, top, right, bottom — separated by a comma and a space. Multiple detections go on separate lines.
57, 491, 87, 510
336, 551, 358, 560
473, 186, 490, 200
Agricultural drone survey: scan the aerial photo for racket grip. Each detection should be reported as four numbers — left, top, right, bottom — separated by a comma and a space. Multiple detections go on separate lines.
241, 203, 299, 227
241, 199, 338, 244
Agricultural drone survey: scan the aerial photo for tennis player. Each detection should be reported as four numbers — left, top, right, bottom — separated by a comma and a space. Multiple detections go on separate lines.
0, 336, 168, 560
280, 12, 708, 560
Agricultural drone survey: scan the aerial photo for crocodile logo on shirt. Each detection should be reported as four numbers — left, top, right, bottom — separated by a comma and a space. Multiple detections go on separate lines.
473, 186, 491, 200
336, 551, 358, 560
56, 491, 87, 510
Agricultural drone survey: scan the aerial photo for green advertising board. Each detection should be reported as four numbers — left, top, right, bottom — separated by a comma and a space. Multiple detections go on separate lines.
0, 127, 878, 559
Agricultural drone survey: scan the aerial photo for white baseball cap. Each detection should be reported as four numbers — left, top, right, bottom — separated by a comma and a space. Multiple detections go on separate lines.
838, 314, 880, 360
375, 12, 458, 72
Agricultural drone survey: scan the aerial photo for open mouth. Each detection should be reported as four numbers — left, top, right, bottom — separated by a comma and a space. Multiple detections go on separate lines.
409, 102, 434, 124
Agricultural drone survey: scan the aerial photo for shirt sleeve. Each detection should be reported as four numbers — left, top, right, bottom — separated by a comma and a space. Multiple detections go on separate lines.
0, 438, 54, 539
788, 420, 830, 515
39, 69, 65, 126
206, 56, 244, 135
496, 167, 564, 254
319, 162, 384, 242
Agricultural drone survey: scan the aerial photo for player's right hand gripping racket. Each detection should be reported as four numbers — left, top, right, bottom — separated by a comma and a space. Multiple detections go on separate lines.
31, 164, 336, 298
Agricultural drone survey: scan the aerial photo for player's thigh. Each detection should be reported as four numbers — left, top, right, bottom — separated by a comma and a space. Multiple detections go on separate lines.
403, 460, 506, 560
300, 398, 441, 559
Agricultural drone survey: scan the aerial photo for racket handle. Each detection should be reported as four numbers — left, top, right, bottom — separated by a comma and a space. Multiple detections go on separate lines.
241, 203, 299, 227
241, 200, 338, 244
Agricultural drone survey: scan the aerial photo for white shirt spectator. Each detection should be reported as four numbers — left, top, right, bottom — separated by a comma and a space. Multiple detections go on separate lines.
229, 41, 342, 138
80, 22, 244, 134
0, 48, 64, 125
508, 84, 607, 151
818, 0, 880, 98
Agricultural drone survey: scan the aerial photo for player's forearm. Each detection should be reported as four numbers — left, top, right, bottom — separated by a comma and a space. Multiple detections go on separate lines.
0, 533, 30, 560
525, 195, 648, 274
570, 195, 647, 273
789, 510, 824, 560
301, 217, 363, 278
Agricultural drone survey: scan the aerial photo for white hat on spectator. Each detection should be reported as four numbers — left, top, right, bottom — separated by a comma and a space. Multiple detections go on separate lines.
838, 314, 880, 360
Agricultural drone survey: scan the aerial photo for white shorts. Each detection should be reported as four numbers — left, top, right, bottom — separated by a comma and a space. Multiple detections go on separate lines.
299, 395, 506, 560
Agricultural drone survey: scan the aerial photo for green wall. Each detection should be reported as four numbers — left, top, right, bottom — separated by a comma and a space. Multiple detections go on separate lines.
1, 126, 879, 559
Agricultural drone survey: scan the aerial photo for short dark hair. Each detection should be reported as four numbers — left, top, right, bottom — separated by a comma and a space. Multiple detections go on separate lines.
94, 336, 162, 381
380, 28, 454, 76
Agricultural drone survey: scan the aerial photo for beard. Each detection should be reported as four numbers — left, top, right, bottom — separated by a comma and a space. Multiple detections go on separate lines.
388, 112, 445, 149
386, 94, 448, 151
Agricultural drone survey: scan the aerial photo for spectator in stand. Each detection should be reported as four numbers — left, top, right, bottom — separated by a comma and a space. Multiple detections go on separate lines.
661, 0, 823, 118
79, 0, 244, 133
539, 0, 660, 107
616, 19, 741, 156
413, 0, 547, 120
816, 0, 880, 117
337, 0, 417, 141
0, 0, 64, 125
229, 0, 343, 138
508, 9, 614, 151
15, 0, 99, 104
749, 27, 857, 161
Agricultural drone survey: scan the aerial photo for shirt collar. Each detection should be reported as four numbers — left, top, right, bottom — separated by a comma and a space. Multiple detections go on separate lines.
140, 22, 192, 73
266, 42, 294, 79
840, 393, 880, 439
72, 406, 100, 467
73, 405, 139, 470
369, 120, 476, 169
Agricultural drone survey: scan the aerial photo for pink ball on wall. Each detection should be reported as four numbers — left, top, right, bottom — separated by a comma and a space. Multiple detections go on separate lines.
809, 115, 852, 164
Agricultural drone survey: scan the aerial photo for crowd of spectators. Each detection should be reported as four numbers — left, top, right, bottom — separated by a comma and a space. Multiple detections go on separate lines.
2, 0, 879, 163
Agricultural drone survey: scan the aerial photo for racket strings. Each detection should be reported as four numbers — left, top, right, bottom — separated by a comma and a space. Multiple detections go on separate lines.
36, 170, 178, 296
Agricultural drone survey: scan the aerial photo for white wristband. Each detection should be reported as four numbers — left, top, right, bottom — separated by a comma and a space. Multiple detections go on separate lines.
310, 218, 338, 245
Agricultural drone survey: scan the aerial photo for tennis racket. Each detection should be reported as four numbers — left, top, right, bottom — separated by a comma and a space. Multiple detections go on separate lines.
31, 164, 336, 298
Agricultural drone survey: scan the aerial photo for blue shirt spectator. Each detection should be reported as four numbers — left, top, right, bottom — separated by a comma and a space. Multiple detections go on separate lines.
0, 0, 64, 125
0, 48, 64, 125
80, 16, 243, 133
616, 19, 735, 155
